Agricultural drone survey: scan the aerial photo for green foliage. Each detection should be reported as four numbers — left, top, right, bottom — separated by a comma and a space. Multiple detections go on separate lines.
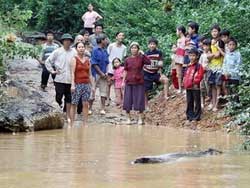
0, 6, 40, 77
0, 5, 32, 33
35, 0, 101, 34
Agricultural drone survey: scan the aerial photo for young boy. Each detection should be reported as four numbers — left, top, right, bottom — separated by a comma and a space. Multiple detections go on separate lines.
220, 29, 230, 53
199, 39, 212, 108
144, 38, 169, 108
187, 21, 200, 48
222, 37, 242, 97
183, 22, 200, 81
183, 48, 204, 125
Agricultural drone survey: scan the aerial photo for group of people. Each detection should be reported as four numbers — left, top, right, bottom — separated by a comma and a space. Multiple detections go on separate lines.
171, 22, 241, 125
37, 4, 242, 127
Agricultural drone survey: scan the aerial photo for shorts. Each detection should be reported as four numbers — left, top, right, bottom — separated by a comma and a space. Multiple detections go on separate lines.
226, 79, 240, 86
208, 70, 223, 86
54, 82, 71, 105
96, 74, 108, 97
71, 83, 91, 105
144, 71, 161, 91
174, 54, 184, 65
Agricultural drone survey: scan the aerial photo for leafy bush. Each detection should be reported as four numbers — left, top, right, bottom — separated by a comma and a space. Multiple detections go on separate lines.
0, 6, 40, 78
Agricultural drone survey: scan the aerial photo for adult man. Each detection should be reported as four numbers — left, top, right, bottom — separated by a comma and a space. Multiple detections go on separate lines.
38, 31, 59, 91
89, 34, 109, 115
45, 33, 76, 121
106, 32, 127, 105
89, 23, 109, 47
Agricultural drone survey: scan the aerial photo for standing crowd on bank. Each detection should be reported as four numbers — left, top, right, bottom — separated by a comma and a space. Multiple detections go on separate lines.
37, 4, 242, 127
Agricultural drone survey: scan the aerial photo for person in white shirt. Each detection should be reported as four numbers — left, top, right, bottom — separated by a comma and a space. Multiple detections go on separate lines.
45, 33, 76, 122
82, 3, 103, 35
106, 32, 127, 105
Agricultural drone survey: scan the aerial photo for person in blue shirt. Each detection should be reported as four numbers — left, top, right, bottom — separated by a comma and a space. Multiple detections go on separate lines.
222, 37, 242, 96
89, 34, 109, 115
183, 22, 200, 75
187, 21, 200, 48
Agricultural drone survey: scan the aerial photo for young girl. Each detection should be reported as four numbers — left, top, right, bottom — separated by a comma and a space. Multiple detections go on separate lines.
122, 42, 151, 125
112, 58, 124, 108
70, 42, 94, 126
199, 39, 212, 108
171, 44, 179, 90
174, 26, 186, 93
207, 25, 224, 112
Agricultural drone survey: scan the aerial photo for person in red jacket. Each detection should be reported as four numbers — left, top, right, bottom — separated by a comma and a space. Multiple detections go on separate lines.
183, 48, 204, 124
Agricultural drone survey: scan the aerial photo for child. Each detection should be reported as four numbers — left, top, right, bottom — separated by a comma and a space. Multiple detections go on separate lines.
174, 26, 186, 93
199, 39, 212, 108
144, 38, 169, 107
220, 29, 230, 53
112, 58, 124, 108
222, 37, 242, 96
171, 44, 179, 90
207, 24, 224, 112
183, 48, 204, 124
123, 42, 151, 125
187, 21, 200, 48
198, 35, 206, 53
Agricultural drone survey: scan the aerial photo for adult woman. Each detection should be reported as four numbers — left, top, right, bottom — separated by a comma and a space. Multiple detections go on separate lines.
81, 3, 103, 35
70, 42, 94, 126
122, 42, 151, 125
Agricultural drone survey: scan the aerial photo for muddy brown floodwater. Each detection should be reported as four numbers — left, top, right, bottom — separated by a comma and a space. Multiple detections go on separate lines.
0, 124, 249, 188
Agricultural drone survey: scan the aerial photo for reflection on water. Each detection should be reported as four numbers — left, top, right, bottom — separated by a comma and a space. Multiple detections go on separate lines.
0, 125, 249, 188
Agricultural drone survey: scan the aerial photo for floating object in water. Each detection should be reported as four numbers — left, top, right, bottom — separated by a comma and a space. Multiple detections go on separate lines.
132, 148, 223, 164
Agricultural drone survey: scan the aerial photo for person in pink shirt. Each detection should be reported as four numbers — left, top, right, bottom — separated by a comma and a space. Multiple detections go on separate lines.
112, 58, 124, 108
82, 3, 103, 35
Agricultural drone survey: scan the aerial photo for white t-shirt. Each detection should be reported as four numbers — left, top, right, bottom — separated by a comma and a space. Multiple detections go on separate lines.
45, 47, 76, 84
107, 42, 127, 74
199, 53, 209, 69
82, 11, 102, 28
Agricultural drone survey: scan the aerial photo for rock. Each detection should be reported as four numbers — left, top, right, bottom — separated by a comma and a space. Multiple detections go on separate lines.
0, 58, 64, 133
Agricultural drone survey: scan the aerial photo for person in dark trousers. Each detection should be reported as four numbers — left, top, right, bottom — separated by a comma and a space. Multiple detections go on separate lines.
45, 33, 76, 122
183, 48, 204, 127
38, 31, 59, 91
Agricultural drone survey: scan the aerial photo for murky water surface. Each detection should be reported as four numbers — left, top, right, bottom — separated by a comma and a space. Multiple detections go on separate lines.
0, 125, 249, 188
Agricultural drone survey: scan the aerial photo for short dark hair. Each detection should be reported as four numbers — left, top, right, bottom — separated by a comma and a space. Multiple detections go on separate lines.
220, 29, 230, 37
198, 35, 206, 42
188, 47, 200, 56
112, 58, 122, 69
46, 30, 54, 35
202, 38, 211, 46
228, 37, 238, 46
115, 32, 124, 37
177, 25, 186, 35
96, 34, 107, 44
148, 37, 158, 45
188, 21, 199, 33
95, 23, 104, 29
79, 29, 89, 36
210, 24, 221, 32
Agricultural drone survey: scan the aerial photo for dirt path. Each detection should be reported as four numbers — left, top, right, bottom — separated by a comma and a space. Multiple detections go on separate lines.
145, 91, 231, 131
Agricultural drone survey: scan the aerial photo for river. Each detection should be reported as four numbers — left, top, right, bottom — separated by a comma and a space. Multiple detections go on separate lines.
0, 124, 249, 188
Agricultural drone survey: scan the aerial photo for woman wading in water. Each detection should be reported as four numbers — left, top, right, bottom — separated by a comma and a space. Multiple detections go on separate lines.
70, 42, 94, 126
